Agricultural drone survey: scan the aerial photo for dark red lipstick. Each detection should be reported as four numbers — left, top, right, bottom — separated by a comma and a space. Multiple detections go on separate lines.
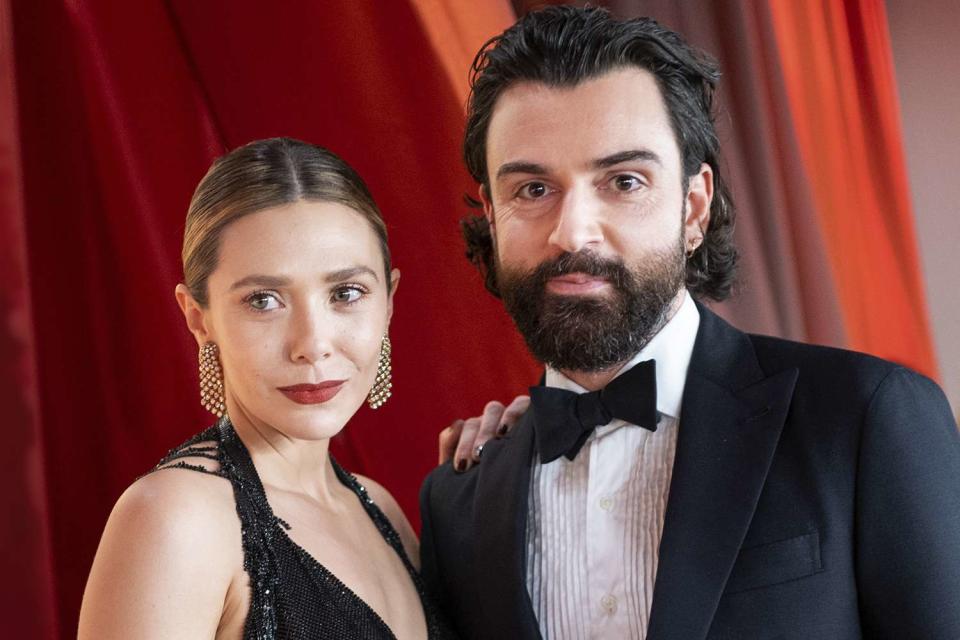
278, 380, 346, 405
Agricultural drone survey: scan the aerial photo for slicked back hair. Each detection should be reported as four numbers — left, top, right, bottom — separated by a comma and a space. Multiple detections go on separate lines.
183, 137, 391, 307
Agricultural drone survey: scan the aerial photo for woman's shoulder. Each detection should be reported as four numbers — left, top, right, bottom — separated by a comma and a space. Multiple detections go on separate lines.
128, 455, 235, 526
78, 438, 243, 637
109, 445, 241, 569
108, 429, 242, 572
352, 472, 420, 568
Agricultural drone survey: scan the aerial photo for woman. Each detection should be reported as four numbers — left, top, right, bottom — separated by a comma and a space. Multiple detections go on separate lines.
78, 138, 455, 639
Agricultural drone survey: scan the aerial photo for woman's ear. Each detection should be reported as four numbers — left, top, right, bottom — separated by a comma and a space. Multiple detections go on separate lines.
175, 284, 212, 347
386, 269, 401, 324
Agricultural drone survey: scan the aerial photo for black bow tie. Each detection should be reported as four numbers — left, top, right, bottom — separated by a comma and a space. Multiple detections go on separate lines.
529, 359, 659, 464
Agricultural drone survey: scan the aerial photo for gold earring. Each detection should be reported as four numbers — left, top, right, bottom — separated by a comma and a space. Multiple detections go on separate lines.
367, 335, 392, 409
199, 342, 226, 417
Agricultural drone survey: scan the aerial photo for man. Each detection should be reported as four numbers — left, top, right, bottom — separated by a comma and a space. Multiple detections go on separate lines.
420, 6, 960, 640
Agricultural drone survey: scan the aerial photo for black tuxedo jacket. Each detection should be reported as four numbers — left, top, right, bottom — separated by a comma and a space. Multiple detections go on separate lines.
420, 306, 960, 639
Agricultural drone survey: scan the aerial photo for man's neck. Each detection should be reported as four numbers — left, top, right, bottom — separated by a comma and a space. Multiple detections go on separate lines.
560, 288, 688, 391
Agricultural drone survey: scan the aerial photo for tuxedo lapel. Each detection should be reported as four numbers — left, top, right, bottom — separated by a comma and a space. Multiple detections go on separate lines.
646, 307, 799, 640
471, 411, 542, 639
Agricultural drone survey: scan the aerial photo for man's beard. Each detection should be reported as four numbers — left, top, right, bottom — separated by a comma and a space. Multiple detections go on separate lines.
497, 238, 685, 373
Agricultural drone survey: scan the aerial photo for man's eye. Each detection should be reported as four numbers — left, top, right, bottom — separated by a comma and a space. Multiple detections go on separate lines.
332, 286, 364, 304
247, 292, 280, 311
612, 175, 643, 192
518, 182, 550, 199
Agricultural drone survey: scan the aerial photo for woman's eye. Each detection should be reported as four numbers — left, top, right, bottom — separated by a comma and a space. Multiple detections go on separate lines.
332, 286, 364, 304
246, 292, 280, 311
612, 174, 643, 192
518, 182, 550, 199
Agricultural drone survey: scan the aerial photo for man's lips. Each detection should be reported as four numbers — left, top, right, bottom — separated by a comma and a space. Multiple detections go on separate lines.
277, 380, 346, 405
545, 273, 610, 295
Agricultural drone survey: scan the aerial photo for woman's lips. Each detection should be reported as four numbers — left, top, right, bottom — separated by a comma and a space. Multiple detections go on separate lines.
278, 380, 346, 405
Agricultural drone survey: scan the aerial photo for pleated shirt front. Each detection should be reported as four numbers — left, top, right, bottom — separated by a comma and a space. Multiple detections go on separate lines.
525, 293, 700, 639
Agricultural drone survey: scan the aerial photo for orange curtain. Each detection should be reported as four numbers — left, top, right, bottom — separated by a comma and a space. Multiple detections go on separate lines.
410, 0, 516, 104
768, 0, 937, 378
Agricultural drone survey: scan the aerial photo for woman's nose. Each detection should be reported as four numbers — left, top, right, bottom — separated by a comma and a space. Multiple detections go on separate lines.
288, 306, 333, 364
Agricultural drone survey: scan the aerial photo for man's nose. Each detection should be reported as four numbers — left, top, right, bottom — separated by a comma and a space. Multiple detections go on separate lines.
547, 185, 605, 254
288, 304, 333, 364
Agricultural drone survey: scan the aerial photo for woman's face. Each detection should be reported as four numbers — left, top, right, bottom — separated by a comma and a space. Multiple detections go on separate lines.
182, 200, 398, 441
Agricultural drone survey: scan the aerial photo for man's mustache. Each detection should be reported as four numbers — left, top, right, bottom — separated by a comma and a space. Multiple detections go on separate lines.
529, 251, 629, 282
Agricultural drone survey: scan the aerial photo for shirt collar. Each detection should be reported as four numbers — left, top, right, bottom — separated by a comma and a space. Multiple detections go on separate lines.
544, 290, 700, 420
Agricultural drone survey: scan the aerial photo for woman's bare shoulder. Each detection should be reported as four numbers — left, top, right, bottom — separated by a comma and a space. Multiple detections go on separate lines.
352, 473, 420, 568
78, 455, 242, 638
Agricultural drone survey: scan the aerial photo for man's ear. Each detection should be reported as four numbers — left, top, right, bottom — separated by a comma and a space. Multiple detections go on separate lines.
684, 162, 714, 253
479, 184, 495, 231
175, 284, 212, 347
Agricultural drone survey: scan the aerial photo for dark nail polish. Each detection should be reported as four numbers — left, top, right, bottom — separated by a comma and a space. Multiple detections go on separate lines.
497, 424, 509, 436
456, 459, 467, 472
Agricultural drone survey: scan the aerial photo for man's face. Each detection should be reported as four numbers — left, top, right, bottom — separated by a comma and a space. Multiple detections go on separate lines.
481, 67, 712, 372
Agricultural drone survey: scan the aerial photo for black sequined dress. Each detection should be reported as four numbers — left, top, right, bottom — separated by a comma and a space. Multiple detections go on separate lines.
153, 417, 456, 639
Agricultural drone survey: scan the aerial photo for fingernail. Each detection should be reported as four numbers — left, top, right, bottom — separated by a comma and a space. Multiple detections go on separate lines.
456, 459, 467, 473
497, 424, 509, 436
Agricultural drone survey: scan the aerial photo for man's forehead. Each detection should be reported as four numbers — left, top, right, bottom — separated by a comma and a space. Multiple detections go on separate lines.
485, 67, 678, 172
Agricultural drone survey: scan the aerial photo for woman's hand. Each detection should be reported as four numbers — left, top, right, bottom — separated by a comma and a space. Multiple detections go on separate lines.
437, 395, 531, 472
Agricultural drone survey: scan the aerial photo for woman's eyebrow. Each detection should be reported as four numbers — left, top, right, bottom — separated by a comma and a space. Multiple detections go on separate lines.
325, 266, 379, 283
229, 274, 291, 291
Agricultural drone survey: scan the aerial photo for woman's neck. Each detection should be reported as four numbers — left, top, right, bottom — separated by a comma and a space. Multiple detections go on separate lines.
226, 403, 341, 506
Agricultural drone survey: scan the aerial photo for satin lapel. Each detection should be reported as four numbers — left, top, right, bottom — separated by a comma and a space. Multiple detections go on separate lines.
646, 307, 799, 640
471, 411, 542, 639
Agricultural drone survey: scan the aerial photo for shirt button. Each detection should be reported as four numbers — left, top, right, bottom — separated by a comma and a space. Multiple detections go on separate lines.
600, 594, 618, 615
598, 496, 614, 511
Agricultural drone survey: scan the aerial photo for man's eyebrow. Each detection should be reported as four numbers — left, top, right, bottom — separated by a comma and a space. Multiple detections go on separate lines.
495, 161, 550, 180
229, 274, 291, 291
494, 150, 662, 180
593, 149, 663, 169
325, 266, 379, 283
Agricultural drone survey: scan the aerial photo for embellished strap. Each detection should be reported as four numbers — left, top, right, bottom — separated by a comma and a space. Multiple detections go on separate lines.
215, 418, 284, 639
333, 460, 453, 638
331, 459, 435, 608
148, 425, 227, 478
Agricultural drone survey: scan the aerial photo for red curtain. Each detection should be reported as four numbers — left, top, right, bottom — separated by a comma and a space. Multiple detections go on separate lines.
1, 0, 58, 635
2, 0, 938, 636
6, 1, 521, 635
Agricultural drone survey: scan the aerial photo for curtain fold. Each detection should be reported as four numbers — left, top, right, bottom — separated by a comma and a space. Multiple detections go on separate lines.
0, 0, 58, 636
767, 0, 936, 376
410, 0, 517, 104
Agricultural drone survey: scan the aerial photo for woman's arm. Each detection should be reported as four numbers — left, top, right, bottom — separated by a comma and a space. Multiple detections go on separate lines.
78, 469, 240, 639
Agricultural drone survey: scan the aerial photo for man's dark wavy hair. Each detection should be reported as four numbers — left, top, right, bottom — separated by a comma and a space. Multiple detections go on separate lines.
461, 5, 737, 301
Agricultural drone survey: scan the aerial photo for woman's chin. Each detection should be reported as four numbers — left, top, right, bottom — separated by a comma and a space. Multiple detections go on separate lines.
271, 399, 364, 441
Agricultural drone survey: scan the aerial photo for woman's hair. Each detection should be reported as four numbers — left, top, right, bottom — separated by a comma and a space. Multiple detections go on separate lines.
461, 6, 737, 301
182, 137, 390, 307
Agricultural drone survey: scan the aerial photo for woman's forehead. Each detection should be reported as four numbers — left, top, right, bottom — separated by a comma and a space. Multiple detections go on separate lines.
214, 202, 382, 281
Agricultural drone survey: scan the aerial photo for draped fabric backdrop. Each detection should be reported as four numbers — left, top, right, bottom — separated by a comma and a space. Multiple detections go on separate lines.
1, 0, 937, 636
